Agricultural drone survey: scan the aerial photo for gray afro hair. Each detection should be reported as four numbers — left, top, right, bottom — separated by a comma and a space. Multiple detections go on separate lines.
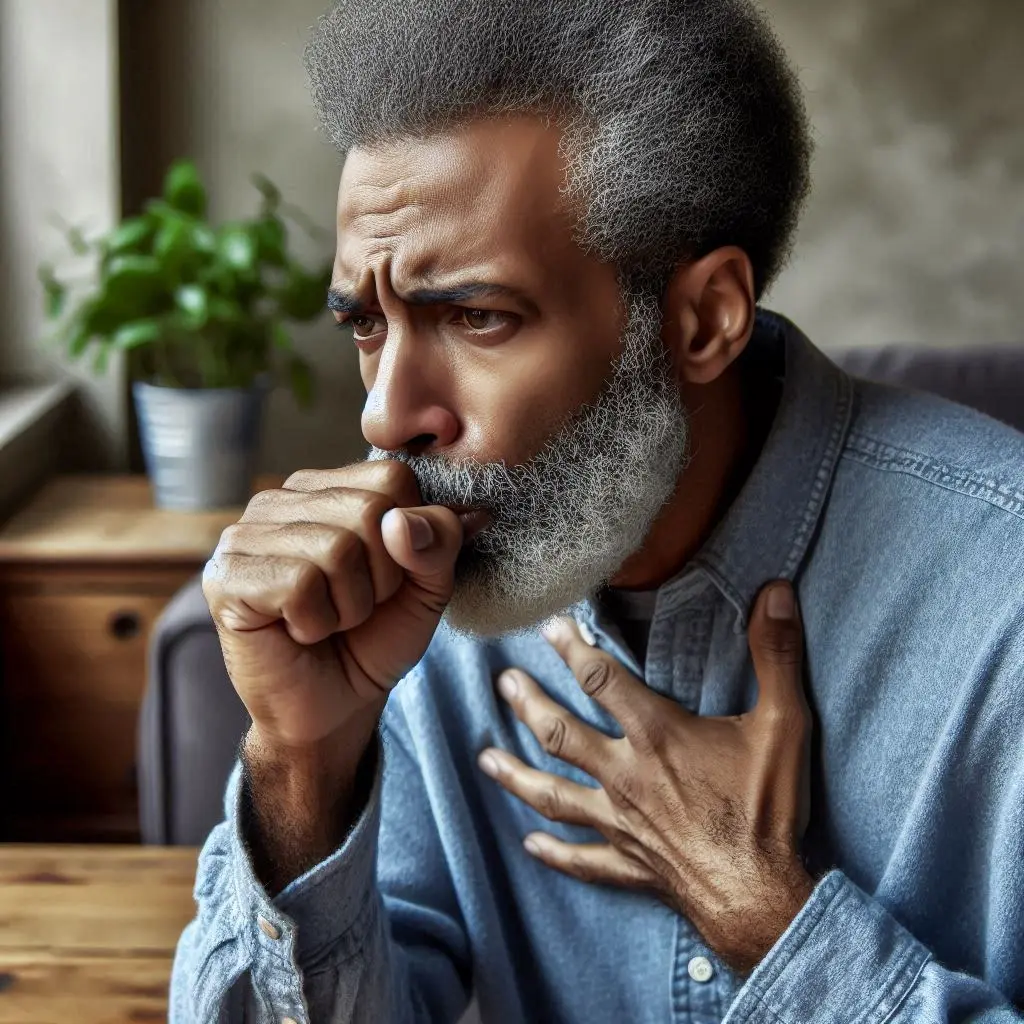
305, 0, 811, 297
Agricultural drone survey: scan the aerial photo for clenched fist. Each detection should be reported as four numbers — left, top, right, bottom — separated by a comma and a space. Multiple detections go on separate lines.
203, 461, 464, 751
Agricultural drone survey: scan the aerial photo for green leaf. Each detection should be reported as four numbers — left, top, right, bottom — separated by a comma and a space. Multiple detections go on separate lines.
92, 344, 111, 375
218, 225, 257, 271
107, 217, 154, 255
254, 217, 287, 266
68, 322, 93, 357
98, 255, 168, 326
287, 355, 315, 409
208, 296, 245, 325
279, 265, 330, 321
113, 319, 162, 350
271, 323, 292, 352
189, 222, 217, 254
66, 225, 90, 256
175, 284, 209, 328
38, 264, 67, 319
163, 160, 207, 217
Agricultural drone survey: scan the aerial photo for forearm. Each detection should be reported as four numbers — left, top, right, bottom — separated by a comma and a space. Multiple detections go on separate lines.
240, 705, 381, 897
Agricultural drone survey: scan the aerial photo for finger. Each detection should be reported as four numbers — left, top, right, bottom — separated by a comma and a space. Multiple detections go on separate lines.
478, 748, 613, 828
215, 522, 375, 633
203, 553, 338, 645
522, 833, 658, 890
336, 504, 464, 686
747, 581, 808, 719
542, 617, 678, 740
379, 504, 464, 607
241, 486, 406, 605
283, 460, 422, 509
494, 668, 618, 774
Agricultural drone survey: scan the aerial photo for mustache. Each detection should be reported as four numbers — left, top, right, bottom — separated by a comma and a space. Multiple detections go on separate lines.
367, 447, 520, 510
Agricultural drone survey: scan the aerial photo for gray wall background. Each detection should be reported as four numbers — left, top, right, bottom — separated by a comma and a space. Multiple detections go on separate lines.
2, 0, 1022, 474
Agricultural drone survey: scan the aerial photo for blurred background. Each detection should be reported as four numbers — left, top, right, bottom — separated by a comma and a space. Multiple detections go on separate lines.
1, 0, 1022, 489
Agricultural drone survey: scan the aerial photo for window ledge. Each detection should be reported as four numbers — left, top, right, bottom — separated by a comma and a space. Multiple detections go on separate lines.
0, 380, 75, 450
0, 380, 77, 520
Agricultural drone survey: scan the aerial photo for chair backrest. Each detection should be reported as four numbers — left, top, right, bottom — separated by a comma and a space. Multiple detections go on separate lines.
832, 345, 1024, 433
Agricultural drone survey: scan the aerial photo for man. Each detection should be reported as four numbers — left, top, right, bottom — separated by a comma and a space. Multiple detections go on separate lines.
171, 0, 1024, 1021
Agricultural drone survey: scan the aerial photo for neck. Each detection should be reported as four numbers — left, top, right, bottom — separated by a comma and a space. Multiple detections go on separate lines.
609, 363, 768, 590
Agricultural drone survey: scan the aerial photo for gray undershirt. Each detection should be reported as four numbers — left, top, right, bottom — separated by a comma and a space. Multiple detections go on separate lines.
597, 585, 660, 668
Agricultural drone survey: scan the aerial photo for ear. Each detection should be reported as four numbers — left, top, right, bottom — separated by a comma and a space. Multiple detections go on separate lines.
661, 247, 756, 385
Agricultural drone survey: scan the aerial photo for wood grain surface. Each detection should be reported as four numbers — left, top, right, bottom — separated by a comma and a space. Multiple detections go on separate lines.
0, 845, 199, 1023
0, 476, 256, 564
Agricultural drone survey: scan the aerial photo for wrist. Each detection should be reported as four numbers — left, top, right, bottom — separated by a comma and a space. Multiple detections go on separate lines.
240, 714, 381, 896
714, 858, 816, 975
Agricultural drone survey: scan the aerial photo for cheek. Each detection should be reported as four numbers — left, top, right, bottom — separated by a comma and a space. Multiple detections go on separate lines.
456, 337, 615, 466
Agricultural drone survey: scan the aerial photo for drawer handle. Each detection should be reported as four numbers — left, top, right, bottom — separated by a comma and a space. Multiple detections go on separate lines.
109, 611, 142, 641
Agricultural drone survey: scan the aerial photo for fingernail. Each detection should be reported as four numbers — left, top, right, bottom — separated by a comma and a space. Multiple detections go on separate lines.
478, 752, 501, 777
523, 836, 543, 856
403, 511, 434, 551
767, 584, 795, 620
577, 620, 597, 647
497, 671, 519, 701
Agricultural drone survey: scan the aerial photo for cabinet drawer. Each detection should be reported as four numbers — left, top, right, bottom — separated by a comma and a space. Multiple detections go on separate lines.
0, 592, 171, 837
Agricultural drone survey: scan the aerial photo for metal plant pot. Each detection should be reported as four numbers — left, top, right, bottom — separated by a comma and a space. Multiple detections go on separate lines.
133, 381, 266, 510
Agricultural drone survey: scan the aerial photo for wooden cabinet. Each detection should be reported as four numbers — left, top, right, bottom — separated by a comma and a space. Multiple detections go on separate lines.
0, 476, 263, 843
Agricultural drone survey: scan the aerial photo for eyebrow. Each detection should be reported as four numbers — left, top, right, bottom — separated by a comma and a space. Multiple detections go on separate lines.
326, 282, 539, 318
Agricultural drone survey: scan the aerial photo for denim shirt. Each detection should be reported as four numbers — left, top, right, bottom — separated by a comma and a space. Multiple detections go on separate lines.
171, 312, 1024, 1023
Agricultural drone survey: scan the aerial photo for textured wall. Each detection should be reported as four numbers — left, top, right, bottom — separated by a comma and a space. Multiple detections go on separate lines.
0, 0, 126, 468
764, 0, 1024, 348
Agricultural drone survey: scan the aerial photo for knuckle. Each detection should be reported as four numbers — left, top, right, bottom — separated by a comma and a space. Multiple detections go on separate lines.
607, 768, 642, 809
536, 786, 564, 821
760, 624, 803, 665
216, 522, 247, 553
322, 528, 364, 575
579, 659, 613, 700
201, 557, 224, 603
242, 487, 286, 520
568, 853, 596, 883
632, 712, 665, 754
538, 715, 569, 758
283, 468, 327, 491
370, 459, 419, 501
355, 491, 395, 534
287, 558, 325, 602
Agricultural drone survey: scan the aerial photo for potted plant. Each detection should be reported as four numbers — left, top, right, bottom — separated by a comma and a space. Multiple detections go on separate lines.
39, 159, 333, 510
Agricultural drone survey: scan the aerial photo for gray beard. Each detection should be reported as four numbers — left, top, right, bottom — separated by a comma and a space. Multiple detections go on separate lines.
368, 288, 689, 638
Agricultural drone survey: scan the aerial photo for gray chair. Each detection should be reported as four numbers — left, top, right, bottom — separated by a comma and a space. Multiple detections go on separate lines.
137, 344, 1022, 1024
138, 343, 1024, 846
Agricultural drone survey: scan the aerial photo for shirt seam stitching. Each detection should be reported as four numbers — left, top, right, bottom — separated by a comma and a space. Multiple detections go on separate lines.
844, 432, 1024, 522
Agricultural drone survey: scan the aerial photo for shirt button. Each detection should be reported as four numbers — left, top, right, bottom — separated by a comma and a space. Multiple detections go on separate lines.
257, 915, 281, 940
687, 955, 714, 983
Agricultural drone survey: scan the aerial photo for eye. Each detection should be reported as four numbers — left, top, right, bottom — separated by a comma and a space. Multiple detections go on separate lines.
350, 314, 385, 339
336, 313, 386, 342
458, 308, 511, 332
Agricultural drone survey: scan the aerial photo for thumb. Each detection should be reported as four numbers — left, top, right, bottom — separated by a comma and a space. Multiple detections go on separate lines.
748, 580, 805, 713
380, 505, 464, 600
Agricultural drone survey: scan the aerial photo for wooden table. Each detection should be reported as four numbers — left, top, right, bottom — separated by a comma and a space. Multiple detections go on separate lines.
0, 845, 199, 1023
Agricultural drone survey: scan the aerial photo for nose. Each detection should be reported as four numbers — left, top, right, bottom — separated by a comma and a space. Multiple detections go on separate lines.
360, 331, 459, 455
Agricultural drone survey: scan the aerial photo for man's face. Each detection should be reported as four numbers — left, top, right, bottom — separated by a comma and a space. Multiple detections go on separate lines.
332, 116, 689, 636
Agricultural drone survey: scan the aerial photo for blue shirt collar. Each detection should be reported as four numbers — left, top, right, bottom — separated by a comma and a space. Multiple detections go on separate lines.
579, 309, 854, 635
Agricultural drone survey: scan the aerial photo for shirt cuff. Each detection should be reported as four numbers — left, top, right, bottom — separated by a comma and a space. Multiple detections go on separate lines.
723, 869, 931, 1024
225, 735, 385, 973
